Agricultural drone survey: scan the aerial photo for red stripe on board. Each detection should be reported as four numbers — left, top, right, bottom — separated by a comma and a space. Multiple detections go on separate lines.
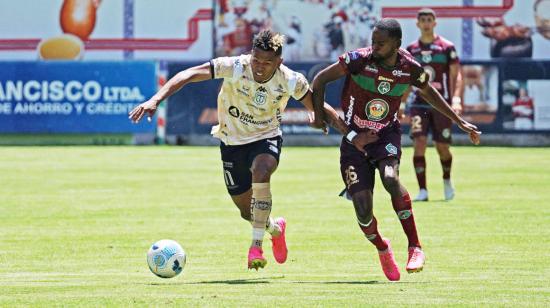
382, 0, 513, 18
0, 8, 212, 51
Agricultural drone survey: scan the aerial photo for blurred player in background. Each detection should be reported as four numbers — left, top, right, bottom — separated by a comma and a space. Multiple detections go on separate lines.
404, 8, 464, 201
130, 30, 354, 271
312, 19, 480, 281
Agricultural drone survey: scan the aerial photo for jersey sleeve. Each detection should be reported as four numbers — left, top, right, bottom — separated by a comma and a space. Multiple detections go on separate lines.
410, 62, 429, 89
210, 56, 238, 79
338, 50, 365, 74
291, 72, 310, 101
447, 45, 460, 65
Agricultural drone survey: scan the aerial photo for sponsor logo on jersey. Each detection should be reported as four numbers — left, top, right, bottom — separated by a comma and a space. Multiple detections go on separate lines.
272, 94, 283, 104
274, 84, 286, 93
353, 115, 389, 131
377, 81, 391, 94
229, 106, 240, 117
237, 87, 250, 97
345, 95, 355, 125
365, 98, 389, 121
365, 65, 378, 73
378, 75, 394, 83
385, 143, 398, 155
392, 69, 410, 77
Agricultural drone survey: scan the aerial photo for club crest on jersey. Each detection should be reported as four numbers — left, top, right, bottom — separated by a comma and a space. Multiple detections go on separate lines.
377, 81, 391, 94
421, 51, 432, 63
253, 86, 268, 105
365, 98, 389, 121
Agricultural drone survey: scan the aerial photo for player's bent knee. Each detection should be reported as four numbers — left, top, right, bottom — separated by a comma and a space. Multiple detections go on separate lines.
382, 174, 400, 191
351, 190, 374, 222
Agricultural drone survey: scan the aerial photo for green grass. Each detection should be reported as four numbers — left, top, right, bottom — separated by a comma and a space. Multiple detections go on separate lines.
0, 146, 549, 306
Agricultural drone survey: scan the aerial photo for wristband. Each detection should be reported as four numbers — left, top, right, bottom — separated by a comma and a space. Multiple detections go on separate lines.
452, 96, 462, 105
346, 130, 358, 143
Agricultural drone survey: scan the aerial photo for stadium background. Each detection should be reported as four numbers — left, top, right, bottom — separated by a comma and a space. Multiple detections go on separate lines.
1, 0, 549, 145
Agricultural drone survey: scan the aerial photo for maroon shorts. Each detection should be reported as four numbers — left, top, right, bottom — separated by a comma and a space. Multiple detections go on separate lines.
340, 123, 402, 195
409, 107, 452, 144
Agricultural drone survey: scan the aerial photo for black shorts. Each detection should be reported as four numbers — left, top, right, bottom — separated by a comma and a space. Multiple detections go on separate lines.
220, 136, 283, 195
340, 138, 377, 195
409, 107, 452, 144
340, 123, 402, 195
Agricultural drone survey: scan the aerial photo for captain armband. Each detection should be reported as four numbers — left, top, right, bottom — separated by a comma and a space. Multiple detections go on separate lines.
345, 130, 358, 143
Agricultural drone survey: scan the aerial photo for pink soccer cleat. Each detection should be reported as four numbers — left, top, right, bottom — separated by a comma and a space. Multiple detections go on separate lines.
378, 238, 400, 281
248, 246, 267, 270
406, 247, 425, 273
271, 217, 288, 264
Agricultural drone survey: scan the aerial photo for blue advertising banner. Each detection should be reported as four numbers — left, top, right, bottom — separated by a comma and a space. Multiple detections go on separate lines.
0, 61, 156, 133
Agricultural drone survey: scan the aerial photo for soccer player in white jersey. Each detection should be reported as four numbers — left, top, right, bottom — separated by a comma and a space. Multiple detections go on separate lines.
129, 30, 361, 270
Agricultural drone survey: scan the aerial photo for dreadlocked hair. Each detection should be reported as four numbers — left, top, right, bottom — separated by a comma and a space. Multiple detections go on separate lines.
253, 29, 284, 55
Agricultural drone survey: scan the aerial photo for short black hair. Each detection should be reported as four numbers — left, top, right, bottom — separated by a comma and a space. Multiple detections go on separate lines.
252, 29, 284, 56
374, 18, 402, 40
417, 8, 436, 19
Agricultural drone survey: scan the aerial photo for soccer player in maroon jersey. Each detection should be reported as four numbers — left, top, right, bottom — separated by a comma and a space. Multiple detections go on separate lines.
311, 19, 480, 281
404, 8, 464, 201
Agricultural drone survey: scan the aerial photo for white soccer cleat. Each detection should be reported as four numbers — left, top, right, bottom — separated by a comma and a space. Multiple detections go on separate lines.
444, 179, 455, 200
414, 189, 429, 202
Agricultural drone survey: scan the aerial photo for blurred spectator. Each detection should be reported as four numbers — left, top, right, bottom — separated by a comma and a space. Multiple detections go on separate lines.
327, 16, 344, 61
283, 16, 302, 62
512, 88, 535, 129
222, 17, 253, 56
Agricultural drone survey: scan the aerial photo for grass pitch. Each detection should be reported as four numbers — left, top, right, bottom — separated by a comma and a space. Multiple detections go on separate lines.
0, 145, 549, 306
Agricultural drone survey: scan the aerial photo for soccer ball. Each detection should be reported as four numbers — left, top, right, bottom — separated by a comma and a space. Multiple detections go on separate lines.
147, 239, 186, 278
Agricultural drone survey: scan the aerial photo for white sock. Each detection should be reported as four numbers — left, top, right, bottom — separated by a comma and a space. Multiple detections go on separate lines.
252, 228, 265, 248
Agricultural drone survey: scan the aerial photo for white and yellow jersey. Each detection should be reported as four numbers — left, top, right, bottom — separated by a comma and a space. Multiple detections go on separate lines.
210, 54, 309, 145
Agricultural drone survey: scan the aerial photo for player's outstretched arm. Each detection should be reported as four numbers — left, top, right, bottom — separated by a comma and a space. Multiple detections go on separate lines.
129, 62, 212, 123
418, 84, 481, 145
311, 62, 347, 131
449, 63, 464, 115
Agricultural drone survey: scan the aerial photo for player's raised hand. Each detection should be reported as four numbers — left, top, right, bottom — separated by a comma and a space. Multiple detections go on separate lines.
129, 100, 157, 123
457, 119, 481, 145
